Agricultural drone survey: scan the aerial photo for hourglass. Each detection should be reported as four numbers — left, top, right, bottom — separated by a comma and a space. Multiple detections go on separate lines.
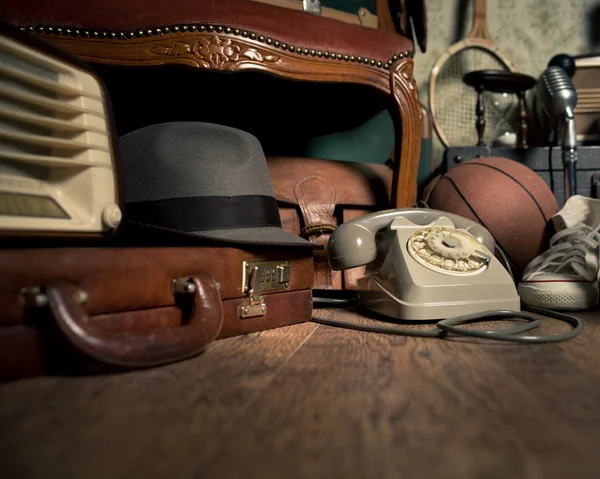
463, 70, 537, 148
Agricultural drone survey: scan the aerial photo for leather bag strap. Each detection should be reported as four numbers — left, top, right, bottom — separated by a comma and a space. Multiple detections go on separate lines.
294, 175, 337, 242
294, 175, 337, 288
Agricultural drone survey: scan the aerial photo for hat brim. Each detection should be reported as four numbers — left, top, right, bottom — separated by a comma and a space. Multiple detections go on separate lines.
123, 220, 316, 248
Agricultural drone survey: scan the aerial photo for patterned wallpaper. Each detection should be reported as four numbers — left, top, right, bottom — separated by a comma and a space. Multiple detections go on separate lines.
414, 0, 600, 166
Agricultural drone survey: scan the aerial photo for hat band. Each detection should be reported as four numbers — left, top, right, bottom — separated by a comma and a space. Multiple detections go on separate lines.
126, 195, 282, 231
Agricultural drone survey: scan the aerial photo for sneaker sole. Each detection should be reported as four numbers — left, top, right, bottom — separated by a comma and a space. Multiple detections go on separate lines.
518, 281, 599, 310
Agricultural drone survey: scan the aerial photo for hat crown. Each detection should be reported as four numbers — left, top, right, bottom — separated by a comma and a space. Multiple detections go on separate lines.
120, 122, 275, 203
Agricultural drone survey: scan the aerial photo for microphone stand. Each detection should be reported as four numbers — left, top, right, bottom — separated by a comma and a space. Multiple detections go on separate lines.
560, 113, 578, 198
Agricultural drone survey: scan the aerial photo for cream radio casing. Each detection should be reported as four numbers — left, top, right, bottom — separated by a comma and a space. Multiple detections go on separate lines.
0, 22, 122, 238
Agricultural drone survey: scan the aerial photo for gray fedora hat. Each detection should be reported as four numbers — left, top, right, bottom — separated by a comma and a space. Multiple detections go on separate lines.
119, 122, 313, 248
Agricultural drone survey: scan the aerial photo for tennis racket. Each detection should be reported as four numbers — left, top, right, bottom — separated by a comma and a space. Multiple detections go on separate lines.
429, 0, 514, 147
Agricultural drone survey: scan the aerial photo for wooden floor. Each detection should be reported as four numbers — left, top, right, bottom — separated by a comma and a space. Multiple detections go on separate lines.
1, 306, 600, 479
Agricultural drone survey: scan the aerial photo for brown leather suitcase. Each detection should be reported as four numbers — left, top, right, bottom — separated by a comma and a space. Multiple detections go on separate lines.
267, 156, 392, 290
0, 245, 313, 382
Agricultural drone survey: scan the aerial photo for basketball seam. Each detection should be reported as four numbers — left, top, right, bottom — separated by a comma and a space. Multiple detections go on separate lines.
458, 161, 550, 222
438, 176, 519, 268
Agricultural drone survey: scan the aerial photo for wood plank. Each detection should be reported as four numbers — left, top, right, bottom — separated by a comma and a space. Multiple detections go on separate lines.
198, 308, 600, 479
0, 322, 318, 479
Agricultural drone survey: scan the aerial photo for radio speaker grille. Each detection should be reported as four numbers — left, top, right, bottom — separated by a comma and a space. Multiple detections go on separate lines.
0, 30, 120, 234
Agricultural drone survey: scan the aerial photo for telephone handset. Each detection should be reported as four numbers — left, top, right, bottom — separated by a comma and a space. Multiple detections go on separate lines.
328, 209, 521, 321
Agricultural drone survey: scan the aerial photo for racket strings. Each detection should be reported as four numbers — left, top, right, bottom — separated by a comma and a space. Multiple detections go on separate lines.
433, 47, 514, 146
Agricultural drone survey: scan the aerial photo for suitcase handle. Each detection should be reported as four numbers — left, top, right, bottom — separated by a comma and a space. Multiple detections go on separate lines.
44, 273, 224, 368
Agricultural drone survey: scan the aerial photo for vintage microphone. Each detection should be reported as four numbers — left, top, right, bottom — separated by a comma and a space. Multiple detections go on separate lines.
536, 62, 579, 198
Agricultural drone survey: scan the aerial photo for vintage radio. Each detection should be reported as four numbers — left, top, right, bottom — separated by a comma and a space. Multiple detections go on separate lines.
573, 54, 600, 144
0, 22, 123, 239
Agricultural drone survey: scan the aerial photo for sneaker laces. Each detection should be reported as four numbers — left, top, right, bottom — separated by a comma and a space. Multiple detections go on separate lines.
524, 223, 600, 281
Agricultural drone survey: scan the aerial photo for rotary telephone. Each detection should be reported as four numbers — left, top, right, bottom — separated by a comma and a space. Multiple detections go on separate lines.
327, 208, 521, 321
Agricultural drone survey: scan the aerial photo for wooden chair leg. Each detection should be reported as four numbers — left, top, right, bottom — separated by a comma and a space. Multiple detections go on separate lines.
389, 58, 422, 208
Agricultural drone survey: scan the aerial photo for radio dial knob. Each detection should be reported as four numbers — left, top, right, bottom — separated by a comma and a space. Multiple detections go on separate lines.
102, 203, 122, 229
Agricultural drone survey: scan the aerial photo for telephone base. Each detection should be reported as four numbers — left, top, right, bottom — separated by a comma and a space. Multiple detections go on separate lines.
357, 276, 521, 321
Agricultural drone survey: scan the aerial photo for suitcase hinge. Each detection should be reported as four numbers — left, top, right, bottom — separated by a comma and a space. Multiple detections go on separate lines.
239, 260, 291, 318
19, 286, 88, 308
171, 278, 221, 295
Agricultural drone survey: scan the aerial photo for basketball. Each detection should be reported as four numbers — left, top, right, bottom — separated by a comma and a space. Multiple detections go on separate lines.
427, 157, 559, 273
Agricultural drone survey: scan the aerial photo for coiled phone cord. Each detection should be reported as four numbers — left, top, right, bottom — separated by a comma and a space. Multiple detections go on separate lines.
311, 248, 584, 344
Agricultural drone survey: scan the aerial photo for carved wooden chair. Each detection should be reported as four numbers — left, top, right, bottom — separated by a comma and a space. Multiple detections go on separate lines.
2, 0, 422, 207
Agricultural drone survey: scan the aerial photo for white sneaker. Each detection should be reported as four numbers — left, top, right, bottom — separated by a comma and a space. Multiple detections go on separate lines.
552, 195, 600, 231
518, 222, 600, 311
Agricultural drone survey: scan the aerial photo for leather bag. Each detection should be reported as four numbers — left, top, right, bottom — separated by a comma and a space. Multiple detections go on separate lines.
267, 156, 392, 290
0, 245, 313, 382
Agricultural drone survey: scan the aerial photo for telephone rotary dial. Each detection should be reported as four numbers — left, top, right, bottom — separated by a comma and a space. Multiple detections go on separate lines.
407, 226, 492, 275
327, 208, 520, 321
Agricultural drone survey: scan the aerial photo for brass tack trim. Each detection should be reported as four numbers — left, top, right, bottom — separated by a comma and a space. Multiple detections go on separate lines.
20, 24, 414, 70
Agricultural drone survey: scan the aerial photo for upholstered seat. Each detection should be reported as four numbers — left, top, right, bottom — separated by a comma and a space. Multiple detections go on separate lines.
2, 0, 422, 206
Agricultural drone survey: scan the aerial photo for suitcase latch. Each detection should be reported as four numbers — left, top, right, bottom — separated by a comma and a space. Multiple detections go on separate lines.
239, 260, 290, 318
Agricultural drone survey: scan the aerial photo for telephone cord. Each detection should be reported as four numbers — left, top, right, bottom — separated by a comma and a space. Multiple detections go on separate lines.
311, 306, 582, 343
